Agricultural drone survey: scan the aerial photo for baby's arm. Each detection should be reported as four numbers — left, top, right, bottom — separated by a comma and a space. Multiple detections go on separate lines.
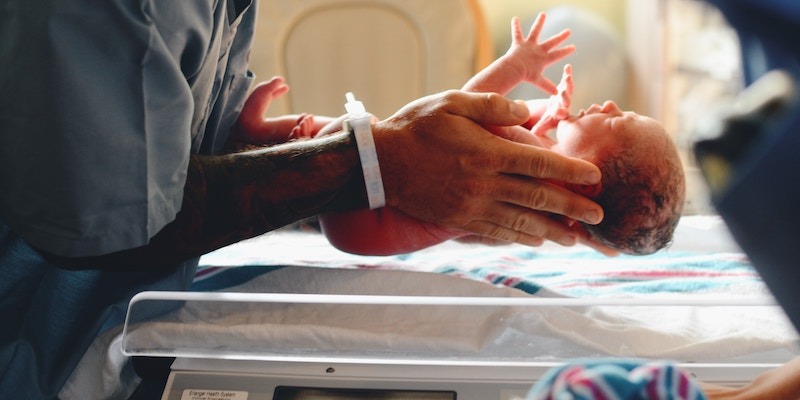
462, 13, 575, 96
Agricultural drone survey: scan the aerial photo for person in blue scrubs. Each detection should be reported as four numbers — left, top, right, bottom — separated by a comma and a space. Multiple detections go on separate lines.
0, 1, 605, 398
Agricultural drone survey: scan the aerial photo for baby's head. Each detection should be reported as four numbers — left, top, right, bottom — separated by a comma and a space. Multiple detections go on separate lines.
551, 101, 686, 255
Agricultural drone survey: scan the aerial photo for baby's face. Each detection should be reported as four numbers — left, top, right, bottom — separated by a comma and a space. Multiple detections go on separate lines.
550, 101, 668, 164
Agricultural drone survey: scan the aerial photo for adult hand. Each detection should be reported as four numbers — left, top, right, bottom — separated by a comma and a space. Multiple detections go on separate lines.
570, 222, 620, 257
701, 355, 800, 399
373, 90, 603, 247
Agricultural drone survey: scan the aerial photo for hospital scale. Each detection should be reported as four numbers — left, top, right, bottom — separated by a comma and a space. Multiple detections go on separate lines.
122, 291, 799, 400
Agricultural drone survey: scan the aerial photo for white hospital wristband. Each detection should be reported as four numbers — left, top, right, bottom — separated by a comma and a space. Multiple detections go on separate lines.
343, 92, 386, 209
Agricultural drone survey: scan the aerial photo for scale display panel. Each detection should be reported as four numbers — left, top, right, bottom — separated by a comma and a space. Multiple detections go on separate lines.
273, 386, 455, 399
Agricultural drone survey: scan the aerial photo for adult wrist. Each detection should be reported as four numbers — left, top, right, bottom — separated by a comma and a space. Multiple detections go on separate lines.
343, 93, 386, 209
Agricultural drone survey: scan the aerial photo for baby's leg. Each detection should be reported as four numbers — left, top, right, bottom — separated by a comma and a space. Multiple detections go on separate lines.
256, 113, 317, 144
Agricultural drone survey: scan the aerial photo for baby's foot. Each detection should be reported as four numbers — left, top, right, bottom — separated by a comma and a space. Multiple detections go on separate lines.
289, 113, 316, 140
233, 76, 291, 144
258, 76, 290, 102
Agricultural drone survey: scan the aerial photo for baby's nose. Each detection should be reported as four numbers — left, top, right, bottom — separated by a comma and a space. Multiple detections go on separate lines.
601, 100, 622, 115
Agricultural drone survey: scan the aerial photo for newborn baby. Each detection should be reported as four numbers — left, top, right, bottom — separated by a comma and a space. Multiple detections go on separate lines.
232, 12, 685, 256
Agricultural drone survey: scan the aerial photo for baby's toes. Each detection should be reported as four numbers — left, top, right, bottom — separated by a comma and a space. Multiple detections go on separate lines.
290, 113, 316, 139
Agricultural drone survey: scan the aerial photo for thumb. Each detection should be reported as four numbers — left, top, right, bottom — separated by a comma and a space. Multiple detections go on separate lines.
487, 125, 545, 146
444, 91, 531, 128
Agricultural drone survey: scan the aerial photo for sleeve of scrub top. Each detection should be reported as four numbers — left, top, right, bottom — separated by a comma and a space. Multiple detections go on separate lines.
0, 1, 219, 257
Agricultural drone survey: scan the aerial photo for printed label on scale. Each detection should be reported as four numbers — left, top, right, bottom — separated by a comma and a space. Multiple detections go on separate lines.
181, 389, 248, 400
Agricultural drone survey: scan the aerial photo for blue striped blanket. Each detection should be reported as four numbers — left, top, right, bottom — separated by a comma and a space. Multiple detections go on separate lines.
196, 216, 766, 299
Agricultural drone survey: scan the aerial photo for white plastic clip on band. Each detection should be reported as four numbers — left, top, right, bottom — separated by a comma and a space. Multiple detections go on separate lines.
344, 92, 386, 209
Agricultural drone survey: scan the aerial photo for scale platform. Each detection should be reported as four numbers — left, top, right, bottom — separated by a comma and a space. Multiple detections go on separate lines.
122, 291, 800, 400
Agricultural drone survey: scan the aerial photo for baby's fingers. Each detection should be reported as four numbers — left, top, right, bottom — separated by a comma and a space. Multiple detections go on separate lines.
529, 116, 558, 138
545, 45, 576, 65
525, 12, 546, 42
558, 65, 574, 92
540, 29, 572, 51
553, 107, 570, 120
511, 16, 525, 44
533, 76, 558, 96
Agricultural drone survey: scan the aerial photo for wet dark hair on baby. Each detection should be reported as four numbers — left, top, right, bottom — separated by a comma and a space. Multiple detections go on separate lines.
583, 145, 685, 255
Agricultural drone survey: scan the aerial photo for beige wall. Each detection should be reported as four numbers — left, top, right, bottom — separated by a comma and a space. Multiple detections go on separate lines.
477, 0, 627, 57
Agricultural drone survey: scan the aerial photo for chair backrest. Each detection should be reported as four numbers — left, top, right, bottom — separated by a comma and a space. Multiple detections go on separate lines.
249, 0, 492, 119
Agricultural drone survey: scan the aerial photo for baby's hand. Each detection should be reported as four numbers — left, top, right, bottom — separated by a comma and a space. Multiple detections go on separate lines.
545, 63, 574, 121
530, 64, 574, 141
505, 12, 575, 95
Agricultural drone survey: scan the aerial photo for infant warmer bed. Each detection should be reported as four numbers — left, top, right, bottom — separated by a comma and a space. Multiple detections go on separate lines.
112, 216, 799, 399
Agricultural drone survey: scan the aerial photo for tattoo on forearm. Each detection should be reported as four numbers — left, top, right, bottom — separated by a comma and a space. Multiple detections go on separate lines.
47, 131, 367, 270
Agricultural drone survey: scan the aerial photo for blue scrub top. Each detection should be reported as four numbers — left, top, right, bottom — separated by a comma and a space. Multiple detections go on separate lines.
0, 0, 257, 397
0, 0, 255, 257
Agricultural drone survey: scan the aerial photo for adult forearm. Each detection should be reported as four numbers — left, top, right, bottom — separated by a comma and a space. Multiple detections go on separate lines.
194, 131, 366, 242
45, 131, 366, 270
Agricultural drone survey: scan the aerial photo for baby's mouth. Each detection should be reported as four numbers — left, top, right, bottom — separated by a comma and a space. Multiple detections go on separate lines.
563, 111, 585, 123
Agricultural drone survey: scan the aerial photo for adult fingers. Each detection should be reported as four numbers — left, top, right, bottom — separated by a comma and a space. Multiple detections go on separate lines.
579, 235, 620, 257
488, 124, 544, 146
462, 220, 548, 248
440, 91, 531, 128
497, 143, 601, 187
490, 173, 603, 226
572, 224, 620, 256
468, 202, 582, 247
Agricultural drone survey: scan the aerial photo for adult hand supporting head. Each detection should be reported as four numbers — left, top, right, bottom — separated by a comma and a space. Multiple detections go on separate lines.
373, 90, 604, 247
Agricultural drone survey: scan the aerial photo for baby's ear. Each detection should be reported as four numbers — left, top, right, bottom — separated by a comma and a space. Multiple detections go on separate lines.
565, 182, 602, 197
